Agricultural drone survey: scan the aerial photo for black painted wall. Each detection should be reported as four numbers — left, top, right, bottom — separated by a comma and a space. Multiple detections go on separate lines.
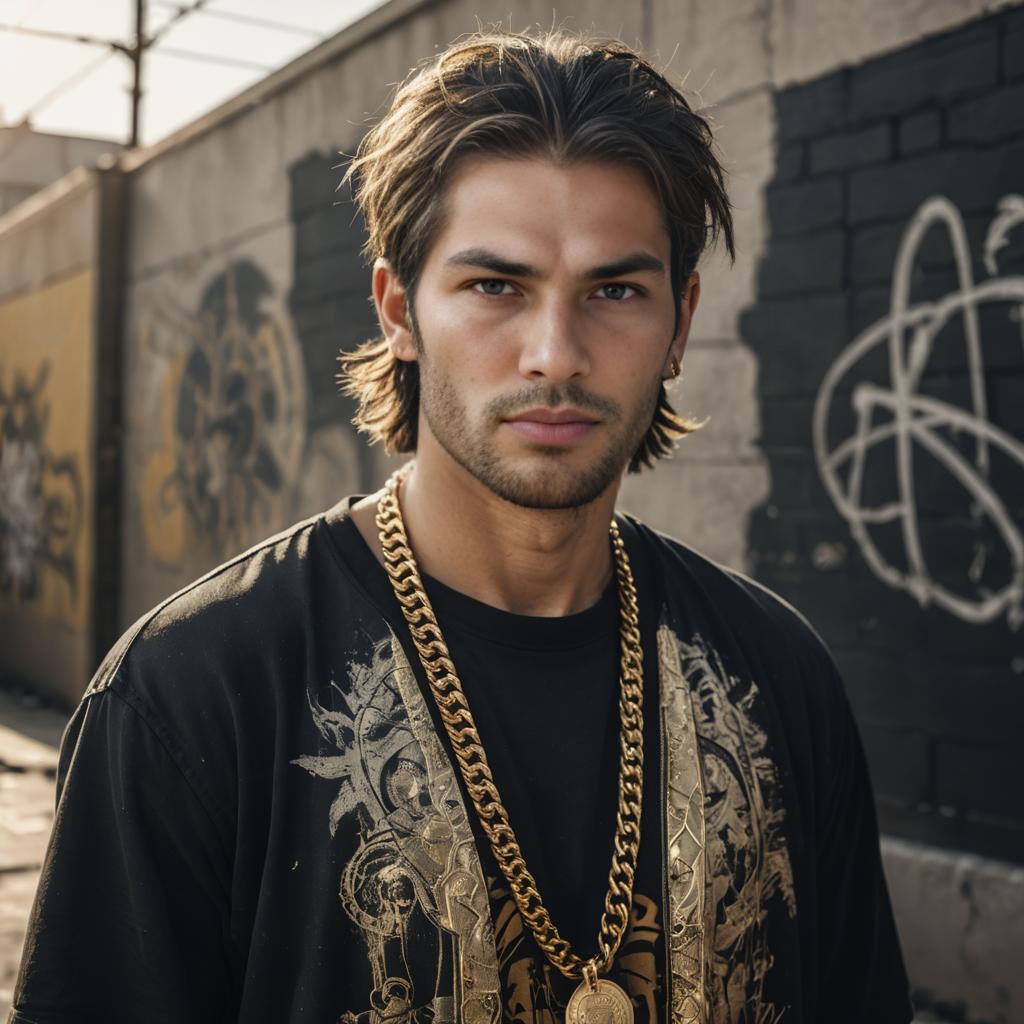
288, 149, 378, 492
745, 8, 1024, 862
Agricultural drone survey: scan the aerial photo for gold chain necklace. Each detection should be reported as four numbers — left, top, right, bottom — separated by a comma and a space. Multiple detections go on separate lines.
376, 465, 644, 1024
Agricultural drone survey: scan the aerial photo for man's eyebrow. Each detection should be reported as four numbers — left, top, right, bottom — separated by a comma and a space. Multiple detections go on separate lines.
583, 252, 666, 280
444, 248, 667, 280
444, 249, 540, 278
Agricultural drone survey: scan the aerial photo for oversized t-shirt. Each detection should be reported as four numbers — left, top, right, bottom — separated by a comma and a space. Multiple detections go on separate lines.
10, 497, 914, 1024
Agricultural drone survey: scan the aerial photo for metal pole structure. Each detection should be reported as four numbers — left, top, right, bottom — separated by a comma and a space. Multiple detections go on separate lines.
2, 0, 274, 146
129, 0, 145, 147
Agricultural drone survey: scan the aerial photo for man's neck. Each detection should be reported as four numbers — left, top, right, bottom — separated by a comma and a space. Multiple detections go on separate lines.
351, 450, 619, 618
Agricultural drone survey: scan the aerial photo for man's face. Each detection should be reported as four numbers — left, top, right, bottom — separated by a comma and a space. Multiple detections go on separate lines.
376, 156, 698, 510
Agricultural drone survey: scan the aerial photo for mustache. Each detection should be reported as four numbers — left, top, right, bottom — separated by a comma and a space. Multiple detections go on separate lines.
485, 383, 620, 421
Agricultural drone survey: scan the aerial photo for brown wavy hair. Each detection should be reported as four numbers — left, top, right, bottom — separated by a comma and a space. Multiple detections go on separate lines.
337, 28, 734, 472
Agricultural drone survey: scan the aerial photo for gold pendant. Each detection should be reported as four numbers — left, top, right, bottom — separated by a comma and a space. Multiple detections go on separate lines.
565, 977, 634, 1024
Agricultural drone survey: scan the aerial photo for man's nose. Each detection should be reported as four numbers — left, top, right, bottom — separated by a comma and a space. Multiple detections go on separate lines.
516, 297, 591, 384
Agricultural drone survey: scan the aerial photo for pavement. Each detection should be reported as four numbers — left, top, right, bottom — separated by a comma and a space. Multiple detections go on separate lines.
0, 686, 68, 1020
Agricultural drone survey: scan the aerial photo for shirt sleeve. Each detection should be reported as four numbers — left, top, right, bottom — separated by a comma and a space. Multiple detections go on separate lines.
9, 685, 238, 1024
814, 681, 915, 1023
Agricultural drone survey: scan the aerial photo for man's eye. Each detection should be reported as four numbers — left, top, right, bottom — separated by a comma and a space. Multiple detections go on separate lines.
596, 283, 638, 301
472, 279, 515, 296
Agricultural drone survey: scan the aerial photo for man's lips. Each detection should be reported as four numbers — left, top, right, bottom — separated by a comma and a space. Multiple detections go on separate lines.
506, 407, 600, 425
503, 407, 600, 444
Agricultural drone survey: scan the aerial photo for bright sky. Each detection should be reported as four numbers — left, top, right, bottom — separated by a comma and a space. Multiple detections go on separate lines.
0, 0, 389, 147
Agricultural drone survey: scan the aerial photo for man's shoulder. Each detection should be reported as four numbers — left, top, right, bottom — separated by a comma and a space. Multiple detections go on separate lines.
86, 508, 336, 700
627, 516, 838, 680
630, 517, 855, 771
631, 517, 814, 624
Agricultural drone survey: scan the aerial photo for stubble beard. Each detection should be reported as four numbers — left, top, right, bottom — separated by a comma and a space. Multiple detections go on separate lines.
416, 354, 661, 511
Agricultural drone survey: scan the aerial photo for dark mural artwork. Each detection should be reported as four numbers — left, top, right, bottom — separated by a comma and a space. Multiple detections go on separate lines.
140, 260, 308, 564
288, 150, 379, 494
744, 8, 1024, 863
0, 361, 83, 605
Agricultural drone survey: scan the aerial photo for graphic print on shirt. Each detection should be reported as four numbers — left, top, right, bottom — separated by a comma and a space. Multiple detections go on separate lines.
488, 876, 663, 1024
659, 624, 797, 1024
290, 634, 501, 1024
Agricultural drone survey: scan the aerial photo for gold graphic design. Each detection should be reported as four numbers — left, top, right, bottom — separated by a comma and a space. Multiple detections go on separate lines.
291, 635, 500, 1024
489, 877, 662, 1024
668, 629, 797, 1024
657, 625, 707, 1023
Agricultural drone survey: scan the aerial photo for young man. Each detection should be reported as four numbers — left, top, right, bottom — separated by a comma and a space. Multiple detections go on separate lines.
11, 30, 913, 1024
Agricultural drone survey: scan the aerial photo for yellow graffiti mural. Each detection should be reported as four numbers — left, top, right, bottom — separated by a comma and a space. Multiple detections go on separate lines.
0, 270, 93, 631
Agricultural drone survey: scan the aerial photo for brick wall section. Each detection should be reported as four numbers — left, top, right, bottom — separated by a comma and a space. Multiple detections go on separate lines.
743, 7, 1024, 862
288, 149, 379, 492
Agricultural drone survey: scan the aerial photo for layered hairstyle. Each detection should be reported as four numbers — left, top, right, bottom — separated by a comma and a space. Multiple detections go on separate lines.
338, 28, 734, 472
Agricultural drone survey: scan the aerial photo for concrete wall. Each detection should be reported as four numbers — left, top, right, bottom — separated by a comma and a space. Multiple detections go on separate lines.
115, 0, 1021, 596
0, 127, 118, 218
884, 838, 1024, 1023
0, 171, 99, 704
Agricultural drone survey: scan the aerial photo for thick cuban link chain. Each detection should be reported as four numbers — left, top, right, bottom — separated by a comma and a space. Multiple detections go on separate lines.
375, 465, 644, 980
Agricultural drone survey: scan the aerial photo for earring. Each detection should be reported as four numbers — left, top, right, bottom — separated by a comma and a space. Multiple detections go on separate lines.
666, 356, 681, 380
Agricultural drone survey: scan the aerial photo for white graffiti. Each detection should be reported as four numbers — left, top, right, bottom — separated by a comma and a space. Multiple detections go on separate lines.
814, 195, 1024, 626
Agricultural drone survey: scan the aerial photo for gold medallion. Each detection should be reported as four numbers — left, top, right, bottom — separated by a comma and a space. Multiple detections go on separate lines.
566, 977, 635, 1024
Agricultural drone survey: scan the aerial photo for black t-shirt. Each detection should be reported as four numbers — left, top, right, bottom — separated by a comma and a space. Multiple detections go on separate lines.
10, 498, 913, 1024
341, 514, 667, 1019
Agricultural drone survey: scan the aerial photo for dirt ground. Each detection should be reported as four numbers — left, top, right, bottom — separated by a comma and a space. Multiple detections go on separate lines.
0, 688, 66, 1019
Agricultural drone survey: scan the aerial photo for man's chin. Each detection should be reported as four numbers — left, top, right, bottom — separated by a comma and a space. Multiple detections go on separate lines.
472, 456, 622, 511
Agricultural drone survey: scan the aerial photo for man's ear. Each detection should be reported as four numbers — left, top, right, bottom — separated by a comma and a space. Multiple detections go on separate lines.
668, 271, 701, 372
372, 259, 417, 361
